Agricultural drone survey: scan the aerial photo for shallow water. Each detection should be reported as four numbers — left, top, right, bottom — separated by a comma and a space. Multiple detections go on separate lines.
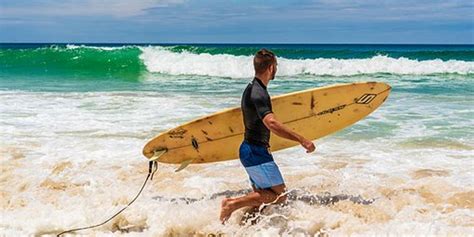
1, 44, 473, 236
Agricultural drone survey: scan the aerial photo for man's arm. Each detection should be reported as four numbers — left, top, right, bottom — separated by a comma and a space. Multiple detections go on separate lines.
262, 113, 316, 153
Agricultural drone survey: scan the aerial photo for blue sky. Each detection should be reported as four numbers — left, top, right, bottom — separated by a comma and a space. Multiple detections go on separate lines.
0, 0, 473, 43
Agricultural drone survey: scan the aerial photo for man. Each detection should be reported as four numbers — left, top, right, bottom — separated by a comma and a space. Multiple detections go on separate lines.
220, 49, 316, 223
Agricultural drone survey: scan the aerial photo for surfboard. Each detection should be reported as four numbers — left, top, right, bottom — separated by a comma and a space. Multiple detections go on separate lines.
143, 82, 391, 169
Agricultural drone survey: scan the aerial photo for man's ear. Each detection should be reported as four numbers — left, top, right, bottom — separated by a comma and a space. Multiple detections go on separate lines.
268, 64, 274, 72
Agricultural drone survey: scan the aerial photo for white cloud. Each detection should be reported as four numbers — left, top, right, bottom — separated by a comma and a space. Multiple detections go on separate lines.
283, 0, 474, 22
0, 0, 186, 18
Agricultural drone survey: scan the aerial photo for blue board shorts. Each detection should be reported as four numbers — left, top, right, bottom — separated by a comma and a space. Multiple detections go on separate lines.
239, 140, 285, 190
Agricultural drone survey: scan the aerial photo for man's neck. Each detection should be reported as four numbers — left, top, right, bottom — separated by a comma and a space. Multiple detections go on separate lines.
254, 74, 270, 87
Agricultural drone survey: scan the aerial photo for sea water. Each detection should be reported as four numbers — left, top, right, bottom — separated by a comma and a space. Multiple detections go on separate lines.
0, 44, 473, 236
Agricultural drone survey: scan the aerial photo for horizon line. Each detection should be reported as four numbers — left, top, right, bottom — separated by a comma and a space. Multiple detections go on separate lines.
1, 42, 473, 46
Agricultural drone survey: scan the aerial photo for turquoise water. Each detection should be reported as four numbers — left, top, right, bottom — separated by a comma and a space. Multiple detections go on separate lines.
1, 44, 473, 235
1, 43, 472, 140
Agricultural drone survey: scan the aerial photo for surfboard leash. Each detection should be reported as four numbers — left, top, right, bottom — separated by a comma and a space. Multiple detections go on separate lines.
56, 160, 159, 236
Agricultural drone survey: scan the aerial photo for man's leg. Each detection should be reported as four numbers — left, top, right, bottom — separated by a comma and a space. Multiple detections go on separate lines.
224, 141, 286, 223
239, 184, 287, 225
239, 185, 262, 225
220, 183, 286, 223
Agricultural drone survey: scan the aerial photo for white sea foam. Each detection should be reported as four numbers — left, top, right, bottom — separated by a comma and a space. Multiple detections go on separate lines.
1, 87, 473, 236
65, 44, 132, 51
139, 46, 474, 77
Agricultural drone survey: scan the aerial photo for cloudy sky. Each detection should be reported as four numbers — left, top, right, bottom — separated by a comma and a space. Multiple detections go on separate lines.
0, 0, 473, 43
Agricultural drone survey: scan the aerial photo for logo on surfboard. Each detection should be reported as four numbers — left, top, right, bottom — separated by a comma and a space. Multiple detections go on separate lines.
356, 94, 377, 104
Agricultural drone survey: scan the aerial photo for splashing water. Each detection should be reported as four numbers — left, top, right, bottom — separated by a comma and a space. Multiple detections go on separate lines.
1, 43, 473, 236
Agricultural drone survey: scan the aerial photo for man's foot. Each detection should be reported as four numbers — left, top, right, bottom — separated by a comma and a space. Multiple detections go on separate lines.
220, 198, 234, 224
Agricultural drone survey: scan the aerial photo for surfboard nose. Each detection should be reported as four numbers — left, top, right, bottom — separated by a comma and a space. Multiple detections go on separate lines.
382, 82, 392, 91
369, 81, 391, 93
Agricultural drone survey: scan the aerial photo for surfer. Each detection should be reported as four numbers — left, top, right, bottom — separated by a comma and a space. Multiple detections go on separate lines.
220, 49, 316, 223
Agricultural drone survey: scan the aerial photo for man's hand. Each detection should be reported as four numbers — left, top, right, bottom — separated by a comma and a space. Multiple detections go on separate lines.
263, 114, 317, 153
300, 139, 315, 153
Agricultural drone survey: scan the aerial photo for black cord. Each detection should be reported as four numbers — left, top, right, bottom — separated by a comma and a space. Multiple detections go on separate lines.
57, 161, 157, 236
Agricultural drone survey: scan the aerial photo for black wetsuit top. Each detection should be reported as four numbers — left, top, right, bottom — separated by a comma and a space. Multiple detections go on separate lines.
241, 77, 273, 147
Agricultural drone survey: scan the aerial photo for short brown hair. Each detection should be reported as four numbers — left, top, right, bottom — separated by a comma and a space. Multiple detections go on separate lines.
254, 48, 276, 74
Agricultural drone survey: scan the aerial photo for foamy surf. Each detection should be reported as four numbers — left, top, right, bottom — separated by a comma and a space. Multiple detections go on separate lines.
1, 88, 473, 236
140, 46, 474, 77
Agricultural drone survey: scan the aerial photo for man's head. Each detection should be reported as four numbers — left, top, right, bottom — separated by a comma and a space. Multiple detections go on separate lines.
254, 48, 277, 80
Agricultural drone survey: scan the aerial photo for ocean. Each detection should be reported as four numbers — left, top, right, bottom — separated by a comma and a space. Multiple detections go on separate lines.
1, 43, 473, 236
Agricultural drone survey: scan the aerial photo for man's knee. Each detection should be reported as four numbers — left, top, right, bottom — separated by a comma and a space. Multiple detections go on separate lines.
271, 183, 287, 204
270, 183, 286, 194
275, 192, 287, 204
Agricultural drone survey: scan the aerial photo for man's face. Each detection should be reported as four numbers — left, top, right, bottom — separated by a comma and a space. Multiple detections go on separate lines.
270, 61, 278, 80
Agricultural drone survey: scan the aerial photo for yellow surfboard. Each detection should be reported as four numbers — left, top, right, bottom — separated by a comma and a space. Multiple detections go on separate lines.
143, 82, 391, 169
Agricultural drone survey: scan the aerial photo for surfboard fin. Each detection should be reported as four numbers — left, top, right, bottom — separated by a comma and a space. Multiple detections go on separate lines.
150, 148, 167, 162
175, 159, 194, 172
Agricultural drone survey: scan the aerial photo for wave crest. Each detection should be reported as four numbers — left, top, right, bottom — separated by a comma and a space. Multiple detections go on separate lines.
2, 45, 473, 80
140, 46, 474, 78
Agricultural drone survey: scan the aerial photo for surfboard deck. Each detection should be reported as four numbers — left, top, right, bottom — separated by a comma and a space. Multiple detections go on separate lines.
143, 82, 391, 165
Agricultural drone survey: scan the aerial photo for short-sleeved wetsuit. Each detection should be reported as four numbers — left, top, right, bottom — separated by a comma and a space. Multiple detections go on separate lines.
241, 77, 273, 147
239, 77, 284, 189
